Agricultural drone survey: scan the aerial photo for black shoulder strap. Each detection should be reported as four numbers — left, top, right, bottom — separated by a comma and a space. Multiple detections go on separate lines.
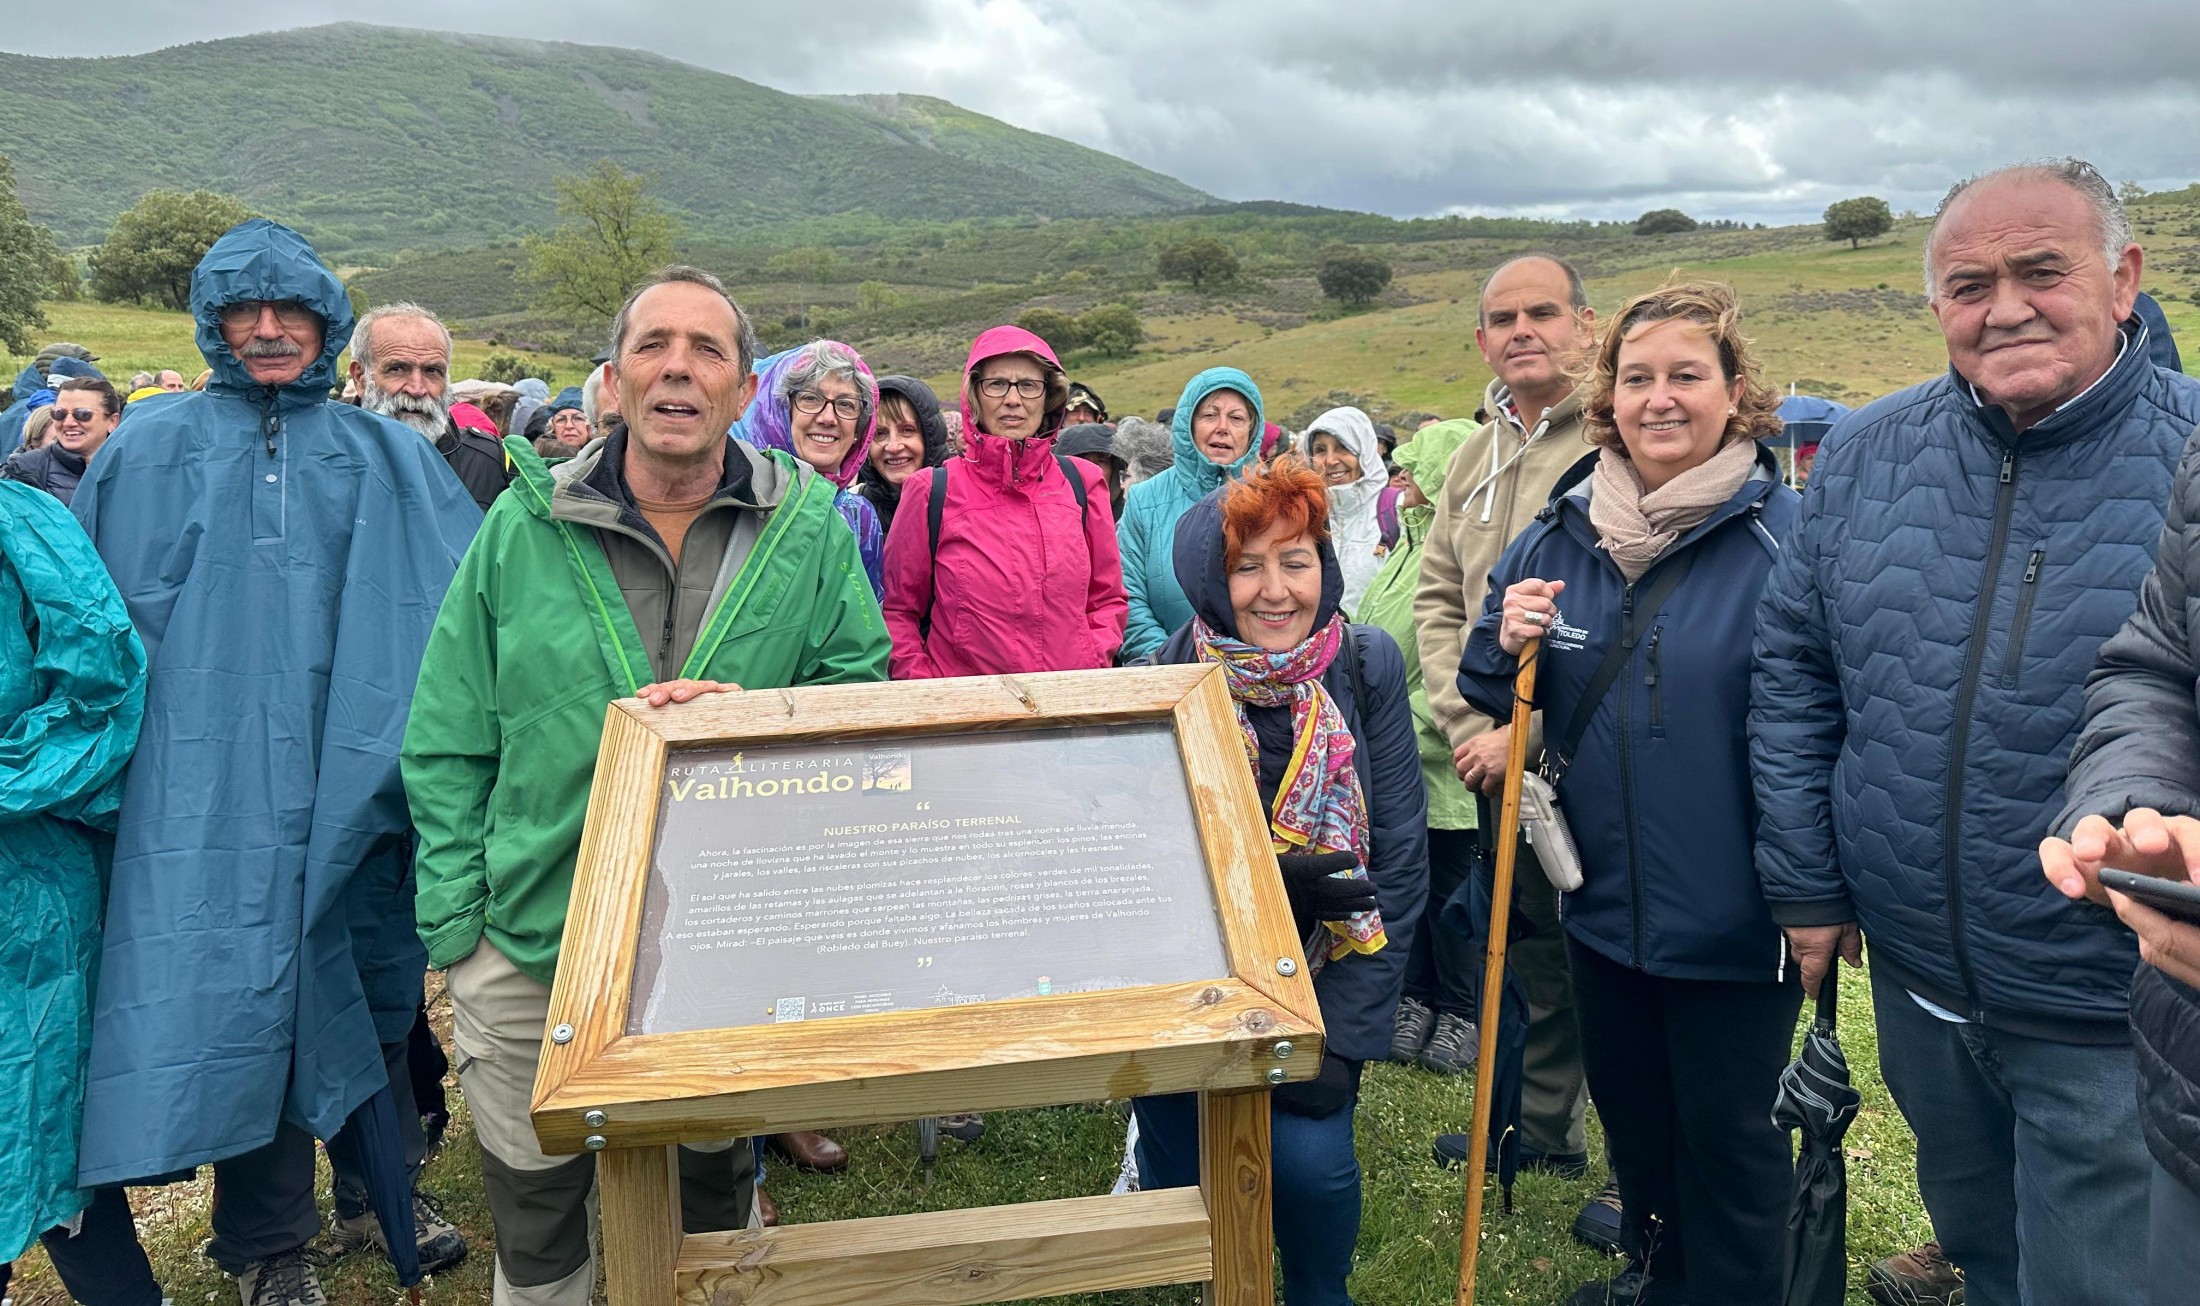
1056, 452, 1090, 515
1551, 548, 1698, 779
926, 462, 949, 564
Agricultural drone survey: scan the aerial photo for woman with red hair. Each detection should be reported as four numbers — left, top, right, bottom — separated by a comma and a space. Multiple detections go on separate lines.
1135, 457, 1427, 1304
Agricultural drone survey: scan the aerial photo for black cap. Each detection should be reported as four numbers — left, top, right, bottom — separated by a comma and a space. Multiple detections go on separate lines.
1066, 382, 1108, 422
1057, 422, 1123, 465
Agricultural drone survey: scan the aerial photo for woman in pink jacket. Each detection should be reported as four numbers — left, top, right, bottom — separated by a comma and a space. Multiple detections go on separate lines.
880, 326, 1127, 678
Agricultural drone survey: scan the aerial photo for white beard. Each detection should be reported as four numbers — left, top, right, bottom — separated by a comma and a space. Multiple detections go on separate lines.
362, 376, 451, 438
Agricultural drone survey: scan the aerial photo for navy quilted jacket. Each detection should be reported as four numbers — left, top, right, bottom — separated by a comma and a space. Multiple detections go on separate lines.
1463, 446, 1798, 982
1752, 321, 2200, 1042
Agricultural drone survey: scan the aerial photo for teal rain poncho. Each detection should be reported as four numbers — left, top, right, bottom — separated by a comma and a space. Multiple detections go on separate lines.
70, 219, 481, 1185
0, 481, 145, 1260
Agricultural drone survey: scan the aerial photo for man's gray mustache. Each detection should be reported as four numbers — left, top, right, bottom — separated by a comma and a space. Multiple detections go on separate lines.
238, 338, 305, 358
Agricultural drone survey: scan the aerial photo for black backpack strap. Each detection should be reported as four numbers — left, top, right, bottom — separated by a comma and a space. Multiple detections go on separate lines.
921, 463, 950, 639
1056, 452, 1090, 515
1549, 548, 1698, 780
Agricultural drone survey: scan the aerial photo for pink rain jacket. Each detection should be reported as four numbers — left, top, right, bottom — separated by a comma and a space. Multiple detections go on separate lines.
880, 326, 1127, 678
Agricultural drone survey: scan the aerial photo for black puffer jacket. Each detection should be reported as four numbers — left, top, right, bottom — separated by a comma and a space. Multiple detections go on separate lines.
854, 375, 950, 535
0, 441, 87, 506
2058, 429, 2200, 1192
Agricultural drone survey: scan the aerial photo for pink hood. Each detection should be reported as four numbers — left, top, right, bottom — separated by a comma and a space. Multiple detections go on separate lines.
959, 325, 1067, 443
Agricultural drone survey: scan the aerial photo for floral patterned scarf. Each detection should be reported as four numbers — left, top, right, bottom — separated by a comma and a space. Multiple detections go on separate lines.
1194, 614, 1387, 960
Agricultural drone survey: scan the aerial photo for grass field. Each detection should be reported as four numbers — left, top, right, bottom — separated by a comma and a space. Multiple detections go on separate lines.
9, 965, 1927, 1306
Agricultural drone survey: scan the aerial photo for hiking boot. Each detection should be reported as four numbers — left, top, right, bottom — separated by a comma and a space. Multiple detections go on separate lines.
236, 1249, 328, 1306
938, 1113, 986, 1142
307, 1193, 467, 1277
768, 1130, 848, 1171
1563, 1265, 1684, 1305
1417, 1012, 1478, 1074
1867, 1241, 1965, 1306
1389, 996, 1435, 1063
1571, 1177, 1625, 1256
1430, 1132, 1588, 1178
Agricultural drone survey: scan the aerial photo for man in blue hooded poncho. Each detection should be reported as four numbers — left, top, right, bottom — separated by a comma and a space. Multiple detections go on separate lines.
70, 219, 481, 1306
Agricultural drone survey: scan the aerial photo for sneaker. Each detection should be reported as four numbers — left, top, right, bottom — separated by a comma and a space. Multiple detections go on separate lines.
1867, 1241, 1965, 1306
236, 1249, 328, 1306
307, 1193, 467, 1277
937, 1113, 986, 1143
1389, 997, 1435, 1063
1563, 1267, 1682, 1306
1571, 1177, 1625, 1257
1417, 1012, 1478, 1075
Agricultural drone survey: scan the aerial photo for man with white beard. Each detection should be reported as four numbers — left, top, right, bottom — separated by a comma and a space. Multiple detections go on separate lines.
350, 302, 511, 510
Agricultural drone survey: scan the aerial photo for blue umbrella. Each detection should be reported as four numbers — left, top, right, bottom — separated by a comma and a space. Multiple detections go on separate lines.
324, 1083, 423, 1288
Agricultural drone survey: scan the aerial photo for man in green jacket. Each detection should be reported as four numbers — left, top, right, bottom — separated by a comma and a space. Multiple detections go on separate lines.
402, 266, 890, 1306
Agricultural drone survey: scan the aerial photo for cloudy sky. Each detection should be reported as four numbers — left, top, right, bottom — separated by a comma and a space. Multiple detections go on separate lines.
16, 1, 2199, 224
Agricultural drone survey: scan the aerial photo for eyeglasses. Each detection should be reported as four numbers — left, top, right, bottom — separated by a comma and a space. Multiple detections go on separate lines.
977, 377, 1047, 401
791, 390, 864, 421
217, 300, 319, 330
56, 407, 101, 423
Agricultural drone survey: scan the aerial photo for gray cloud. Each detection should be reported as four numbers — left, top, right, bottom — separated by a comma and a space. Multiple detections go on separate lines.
16, 1, 2200, 223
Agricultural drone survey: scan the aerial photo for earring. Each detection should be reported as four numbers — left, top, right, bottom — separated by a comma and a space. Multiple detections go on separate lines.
1728, 406, 1737, 415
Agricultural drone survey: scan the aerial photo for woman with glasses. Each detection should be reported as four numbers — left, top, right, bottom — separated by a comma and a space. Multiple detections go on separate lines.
880, 325, 1125, 678
742, 340, 888, 595
3, 377, 122, 507
1118, 368, 1265, 659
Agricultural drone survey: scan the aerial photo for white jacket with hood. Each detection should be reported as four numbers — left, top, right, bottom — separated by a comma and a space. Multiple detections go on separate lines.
1300, 405, 1390, 615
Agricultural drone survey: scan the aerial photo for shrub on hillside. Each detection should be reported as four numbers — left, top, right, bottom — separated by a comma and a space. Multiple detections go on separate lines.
89, 189, 255, 312
1015, 308, 1087, 353
1633, 208, 1699, 236
1823, 196, 1894, 249
1077, 303, 1143, 357
479, 353, 551, 387
1316, 244, 1393, 307
0, 153, 69, 351
1157, 238, 1239, 290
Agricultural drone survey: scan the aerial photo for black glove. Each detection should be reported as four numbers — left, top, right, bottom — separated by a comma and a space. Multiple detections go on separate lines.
1277, 850, 1378, 936
1273, 1053, 1362, 1119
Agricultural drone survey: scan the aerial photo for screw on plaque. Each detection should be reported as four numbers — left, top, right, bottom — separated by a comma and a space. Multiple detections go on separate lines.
1266, 1068, 1287, 1085
1275, 957, 1298, 977
1273, 1041, 1295, 1060
583, 1134, 608, 1151
551, 1023, 575, 1044
584, 1110, 608, 1128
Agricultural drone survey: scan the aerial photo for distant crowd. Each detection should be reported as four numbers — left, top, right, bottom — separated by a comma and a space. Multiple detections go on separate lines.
10, 154, 2200, 1306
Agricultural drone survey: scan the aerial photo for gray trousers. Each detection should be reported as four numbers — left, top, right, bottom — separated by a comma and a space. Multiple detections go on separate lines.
447, 943, 755, 1306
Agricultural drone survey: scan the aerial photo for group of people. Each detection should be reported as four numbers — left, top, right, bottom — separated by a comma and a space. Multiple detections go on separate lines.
7, 153, 2200, 1306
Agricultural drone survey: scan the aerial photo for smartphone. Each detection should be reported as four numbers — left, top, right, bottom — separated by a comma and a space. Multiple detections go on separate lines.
2098, 869, 2200, 925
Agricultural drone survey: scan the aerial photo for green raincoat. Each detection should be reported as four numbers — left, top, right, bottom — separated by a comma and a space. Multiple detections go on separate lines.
1354, 419, 1479, 831
404, 436, 891, 986
0, 481, 144, 1260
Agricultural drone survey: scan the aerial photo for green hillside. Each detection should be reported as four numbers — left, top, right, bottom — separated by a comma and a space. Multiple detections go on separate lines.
0, 24, 1212, 259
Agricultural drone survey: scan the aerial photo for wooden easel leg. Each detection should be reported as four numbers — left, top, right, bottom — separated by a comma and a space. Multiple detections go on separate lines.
1199, 1088, 1274, 1306
599, 1144, 681, 1306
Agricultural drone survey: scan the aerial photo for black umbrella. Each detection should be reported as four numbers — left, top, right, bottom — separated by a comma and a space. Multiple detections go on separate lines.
324, 1082, 424, 1289
1772, 965, 1861, 1306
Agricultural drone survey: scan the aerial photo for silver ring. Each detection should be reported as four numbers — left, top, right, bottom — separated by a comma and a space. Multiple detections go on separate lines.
1525, 611, 1546, 626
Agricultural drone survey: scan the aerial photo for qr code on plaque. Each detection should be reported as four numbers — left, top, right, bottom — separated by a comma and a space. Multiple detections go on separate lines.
773, 996, 807, 1023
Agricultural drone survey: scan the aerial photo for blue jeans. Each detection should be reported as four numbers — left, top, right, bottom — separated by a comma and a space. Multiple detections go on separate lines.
1869, 964, 2150, 1306
1131, 1091, 1360, 1306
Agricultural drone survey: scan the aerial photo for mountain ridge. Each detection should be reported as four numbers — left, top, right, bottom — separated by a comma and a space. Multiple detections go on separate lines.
0, 23, 1212, 258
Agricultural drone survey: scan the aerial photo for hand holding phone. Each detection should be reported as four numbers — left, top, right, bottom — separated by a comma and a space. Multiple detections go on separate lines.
2041, 808, 2200, 905
2098, 870, 2200, 925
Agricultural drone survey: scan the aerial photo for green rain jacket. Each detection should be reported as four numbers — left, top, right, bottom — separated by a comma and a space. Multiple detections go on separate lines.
404, 435, 891, 986
1354, 419, 1479, 831
0, 482, 144, 1260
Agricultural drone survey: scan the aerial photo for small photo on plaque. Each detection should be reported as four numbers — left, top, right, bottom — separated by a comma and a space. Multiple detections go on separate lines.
862, 748, 912, 792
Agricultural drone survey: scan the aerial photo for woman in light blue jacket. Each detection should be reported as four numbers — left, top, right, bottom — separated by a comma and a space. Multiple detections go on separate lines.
1117, 368, 1264, 658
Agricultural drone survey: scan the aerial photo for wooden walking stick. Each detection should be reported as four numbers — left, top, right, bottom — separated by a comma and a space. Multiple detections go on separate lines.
1455, 638, 1540, 1306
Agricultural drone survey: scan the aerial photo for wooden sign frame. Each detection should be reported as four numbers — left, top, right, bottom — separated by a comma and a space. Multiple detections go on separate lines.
531, 665, 1324, 1305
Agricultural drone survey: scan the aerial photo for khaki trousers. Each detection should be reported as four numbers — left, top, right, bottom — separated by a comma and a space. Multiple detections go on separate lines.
448, 942, 755, 1306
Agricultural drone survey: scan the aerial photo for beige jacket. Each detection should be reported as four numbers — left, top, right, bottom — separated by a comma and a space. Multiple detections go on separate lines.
1413, 380, 1594, 752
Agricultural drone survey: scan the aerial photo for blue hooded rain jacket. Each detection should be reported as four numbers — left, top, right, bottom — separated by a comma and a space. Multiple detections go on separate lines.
1118, 369, 1264, 658
70, 219, 481, 1185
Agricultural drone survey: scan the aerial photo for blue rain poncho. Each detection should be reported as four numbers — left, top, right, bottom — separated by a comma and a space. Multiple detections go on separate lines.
70, 219, 481, 1185
0, 481, 145, 1260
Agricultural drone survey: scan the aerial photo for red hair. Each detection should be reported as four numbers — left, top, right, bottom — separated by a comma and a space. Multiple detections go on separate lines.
1222, 455, 1330, 570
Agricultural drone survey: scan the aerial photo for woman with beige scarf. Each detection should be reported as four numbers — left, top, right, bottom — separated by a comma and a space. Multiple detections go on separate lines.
1457, 281, 1801, 1306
